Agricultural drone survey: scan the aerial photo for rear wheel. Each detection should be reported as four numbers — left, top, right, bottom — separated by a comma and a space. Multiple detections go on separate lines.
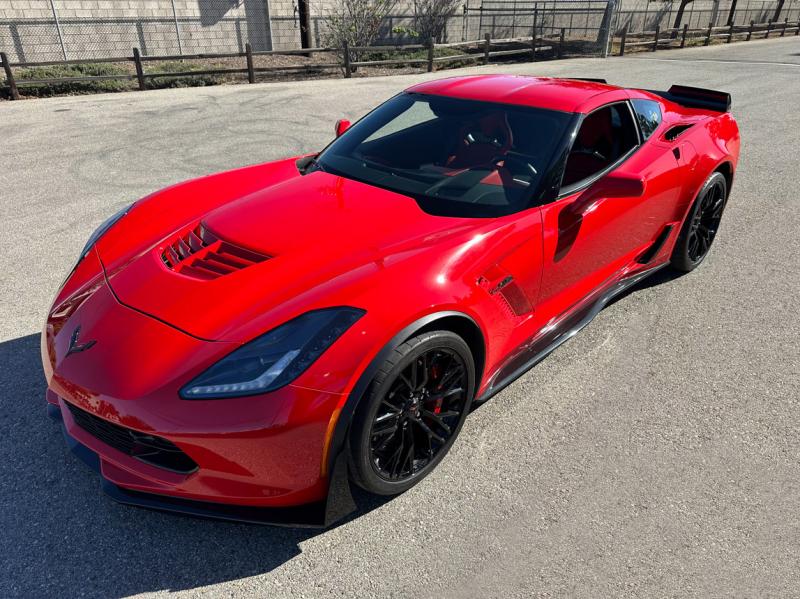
671, 171, 728, 272
348, 331, 475, 495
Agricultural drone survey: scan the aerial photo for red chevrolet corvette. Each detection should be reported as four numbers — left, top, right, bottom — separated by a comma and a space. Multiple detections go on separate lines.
43, 75, 739, 526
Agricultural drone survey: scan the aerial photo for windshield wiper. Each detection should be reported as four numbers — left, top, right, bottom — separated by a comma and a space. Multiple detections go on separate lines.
296, 154, 326, 175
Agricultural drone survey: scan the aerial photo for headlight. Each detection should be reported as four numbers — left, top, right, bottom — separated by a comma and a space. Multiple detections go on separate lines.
180, 307, 365, 399
78, 204, 132, 261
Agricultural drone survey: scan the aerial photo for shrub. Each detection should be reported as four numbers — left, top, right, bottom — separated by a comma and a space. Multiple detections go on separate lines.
411, 0, 462, 43
324, 0, 398, 67
14, 63, 132, 98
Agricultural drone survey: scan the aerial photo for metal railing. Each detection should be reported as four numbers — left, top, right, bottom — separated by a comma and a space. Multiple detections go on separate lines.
616, 17, 799, 55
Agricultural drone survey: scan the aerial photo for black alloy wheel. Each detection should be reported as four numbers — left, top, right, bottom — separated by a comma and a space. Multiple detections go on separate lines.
348, 331, 475, 495
671, 171, 728, 272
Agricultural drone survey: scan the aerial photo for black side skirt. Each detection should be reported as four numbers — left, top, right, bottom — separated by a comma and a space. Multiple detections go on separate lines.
477, 262, 668, 403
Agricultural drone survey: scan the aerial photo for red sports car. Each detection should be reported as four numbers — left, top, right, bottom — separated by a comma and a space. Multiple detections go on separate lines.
43, 76, 739, 526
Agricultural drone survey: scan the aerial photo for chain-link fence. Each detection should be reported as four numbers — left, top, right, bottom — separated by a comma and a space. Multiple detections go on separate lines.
0, 0, 272, 63
2, 0, 799, 64
614, 0, 800, 33
459, 0, 799, 41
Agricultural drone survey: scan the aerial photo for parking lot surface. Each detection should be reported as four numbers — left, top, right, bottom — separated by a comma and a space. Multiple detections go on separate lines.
1, 37, 798, 598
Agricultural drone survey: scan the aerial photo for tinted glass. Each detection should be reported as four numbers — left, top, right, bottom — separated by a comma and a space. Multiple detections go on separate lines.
317, 93, 572, 217
631, 98, 662, 139
561, 103, 639, 189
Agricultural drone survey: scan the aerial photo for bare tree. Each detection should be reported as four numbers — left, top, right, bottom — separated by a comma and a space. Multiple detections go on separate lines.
412, 0, 462, 43
324, 0, 398, 60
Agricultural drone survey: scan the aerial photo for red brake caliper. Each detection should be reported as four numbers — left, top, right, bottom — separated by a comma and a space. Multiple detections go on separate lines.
431, 365, 443, 414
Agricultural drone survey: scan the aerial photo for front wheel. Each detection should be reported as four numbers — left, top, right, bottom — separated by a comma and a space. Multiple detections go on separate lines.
671, 171, 728, 272
348, 331, 475, 496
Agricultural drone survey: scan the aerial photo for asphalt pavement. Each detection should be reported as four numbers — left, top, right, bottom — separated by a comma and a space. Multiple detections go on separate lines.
1, 36, 799, 598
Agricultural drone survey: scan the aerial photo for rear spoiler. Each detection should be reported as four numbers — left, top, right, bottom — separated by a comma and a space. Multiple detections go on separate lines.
567, 77, 608, 84
649, 84, 731, 113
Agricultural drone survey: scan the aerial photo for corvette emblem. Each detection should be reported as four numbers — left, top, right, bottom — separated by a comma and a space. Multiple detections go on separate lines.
66, 326, 96, 356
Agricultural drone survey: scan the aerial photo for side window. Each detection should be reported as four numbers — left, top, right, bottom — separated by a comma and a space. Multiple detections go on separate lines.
631, 99, 662, 140
561, 103, 639, 189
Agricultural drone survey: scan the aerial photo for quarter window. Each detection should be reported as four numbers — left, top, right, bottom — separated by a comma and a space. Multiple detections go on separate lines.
631, 99, 662, 139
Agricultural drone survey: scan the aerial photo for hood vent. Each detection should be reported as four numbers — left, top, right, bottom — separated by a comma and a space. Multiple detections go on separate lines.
160, 223, 269, 280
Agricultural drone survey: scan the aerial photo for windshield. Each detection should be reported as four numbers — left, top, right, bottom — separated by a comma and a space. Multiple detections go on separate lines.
316, 93, 573, 217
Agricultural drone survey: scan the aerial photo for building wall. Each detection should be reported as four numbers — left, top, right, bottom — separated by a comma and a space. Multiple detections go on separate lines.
1, 0, 797, 63
0, 0, 274, 62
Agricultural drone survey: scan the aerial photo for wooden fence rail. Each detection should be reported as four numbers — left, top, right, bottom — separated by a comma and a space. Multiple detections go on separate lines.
1, 33, 570, 98
3, 19, 798, 100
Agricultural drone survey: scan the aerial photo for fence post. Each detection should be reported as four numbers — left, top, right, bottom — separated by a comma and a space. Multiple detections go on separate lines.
652, 25, 660, 51
599, 0, 615, 57
681, 23, 689, 47
796, 19, 800, 35
343, 41, 351, 78
727, 21, 735, 42
245, 43, 255, 83
747, 20, 754, 40
48, 0, 67, 61
765, 19, 772, 38
1, 52, 20, 101
531, 8, 538, 61
705, 21, 713, 45
484, 33, 491, 64
170, 0, 183, 55
427, 39, 434, 73
132, 47, 146, 91
619, 26, 627, 56
781, 17, 788, 36
558, 27, 565, 58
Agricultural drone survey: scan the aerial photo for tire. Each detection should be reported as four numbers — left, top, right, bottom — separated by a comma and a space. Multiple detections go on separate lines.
348, 330, 476, 496
671, 171, 728, 272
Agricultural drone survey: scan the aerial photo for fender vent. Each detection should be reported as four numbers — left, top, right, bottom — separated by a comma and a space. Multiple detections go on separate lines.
498, 281, 533, 316
161, 223, 269, 280
664, 124, 694, 141
478, 268, 533, 317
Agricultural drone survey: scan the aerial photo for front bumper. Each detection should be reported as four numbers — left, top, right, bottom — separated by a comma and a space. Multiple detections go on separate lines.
43, 261, 358, 526
48, 399, 355, 527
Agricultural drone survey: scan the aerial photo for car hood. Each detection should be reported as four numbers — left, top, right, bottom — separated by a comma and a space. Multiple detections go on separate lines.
103, 170, 475, 342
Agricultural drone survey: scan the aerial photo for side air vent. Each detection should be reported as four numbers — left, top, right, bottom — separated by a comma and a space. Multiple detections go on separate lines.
161, 223, 269, 280
478, 267, 533, 318
664, 124, 694, 141
637, 224, 674, 264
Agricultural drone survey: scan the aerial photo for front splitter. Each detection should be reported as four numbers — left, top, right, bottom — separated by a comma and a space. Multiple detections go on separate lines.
48, 403, 356, 528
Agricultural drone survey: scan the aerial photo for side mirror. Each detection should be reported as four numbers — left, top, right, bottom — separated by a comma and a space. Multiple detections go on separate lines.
335, 119, 351, 137
593, 171, 645, 198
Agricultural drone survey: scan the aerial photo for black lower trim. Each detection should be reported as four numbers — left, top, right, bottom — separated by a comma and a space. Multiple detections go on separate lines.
102, 479, 330, 528
477, 263, 667, 403
50, 403, 355, 528
637, 225, 674, 264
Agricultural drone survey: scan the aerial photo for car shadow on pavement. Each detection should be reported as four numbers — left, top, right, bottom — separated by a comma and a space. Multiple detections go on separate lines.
0, 333, 386, 598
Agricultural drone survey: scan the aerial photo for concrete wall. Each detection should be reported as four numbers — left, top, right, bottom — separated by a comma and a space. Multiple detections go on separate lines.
0, 0, 273, 62
1, 0, 798, 63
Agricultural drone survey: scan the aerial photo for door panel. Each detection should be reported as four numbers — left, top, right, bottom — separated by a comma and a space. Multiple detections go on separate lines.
535, 103, 685, 325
